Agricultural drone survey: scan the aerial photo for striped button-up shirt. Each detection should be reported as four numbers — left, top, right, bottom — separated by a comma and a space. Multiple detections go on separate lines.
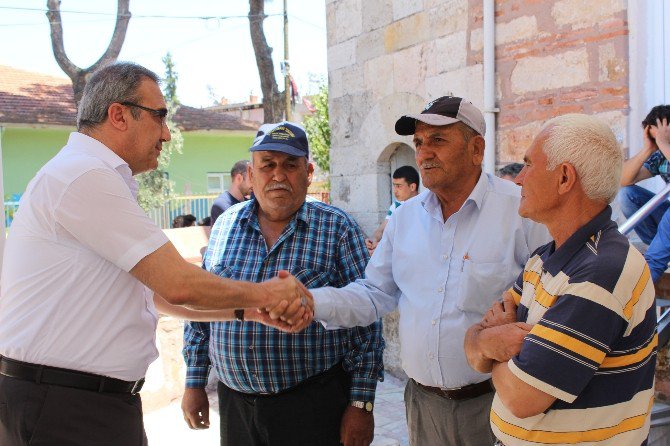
183, 198, 384, 402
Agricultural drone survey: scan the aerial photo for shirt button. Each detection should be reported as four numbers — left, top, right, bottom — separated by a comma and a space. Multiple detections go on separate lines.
438, 287, 444, 293
249, 345, 254, 350
442, 255, 448, 260
428, 353, 434, 359
432, 320, 436, 325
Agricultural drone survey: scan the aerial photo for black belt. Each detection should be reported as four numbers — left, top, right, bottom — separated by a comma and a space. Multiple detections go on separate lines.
0, 355, 145, 395
414, 378, 494, 400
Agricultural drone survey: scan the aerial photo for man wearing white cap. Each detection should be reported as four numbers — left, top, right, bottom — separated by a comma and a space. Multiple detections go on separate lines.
307, 97, 550, 445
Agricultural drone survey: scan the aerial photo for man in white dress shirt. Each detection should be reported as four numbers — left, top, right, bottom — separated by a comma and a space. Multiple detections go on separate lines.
308, 97, 550, 445
0, 62, 308, 446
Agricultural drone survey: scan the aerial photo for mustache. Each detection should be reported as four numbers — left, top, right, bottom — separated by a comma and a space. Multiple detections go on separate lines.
264, 182, 292, 193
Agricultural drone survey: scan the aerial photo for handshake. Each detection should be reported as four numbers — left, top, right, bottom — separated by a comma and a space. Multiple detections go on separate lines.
249, 270, 315, 333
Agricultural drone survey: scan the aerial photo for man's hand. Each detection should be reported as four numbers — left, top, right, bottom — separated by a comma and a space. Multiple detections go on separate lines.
181, 387, 210, 430
364, 238, 378, 256
340, 405, 374, 446
481, 292, 517, 328
258, 270, 313, 314
643, 124, 658, 155
479, 322, 532, 363
250, 302, 314, 333
655, 118, 670, 153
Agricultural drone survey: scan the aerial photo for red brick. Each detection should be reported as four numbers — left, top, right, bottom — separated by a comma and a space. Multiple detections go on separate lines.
592, 99, 627, 112
601, 86, 628, 97
498, 114, 522, 127
559, 89, 599, 102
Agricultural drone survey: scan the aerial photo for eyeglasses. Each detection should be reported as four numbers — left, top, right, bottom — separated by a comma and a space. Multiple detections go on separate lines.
120, 102, 168, 122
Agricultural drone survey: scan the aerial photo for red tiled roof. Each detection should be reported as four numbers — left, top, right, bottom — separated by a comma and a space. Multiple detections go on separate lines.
0, 65, 256, 132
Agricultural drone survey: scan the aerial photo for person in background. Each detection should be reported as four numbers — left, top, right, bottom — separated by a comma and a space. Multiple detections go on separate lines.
365, 165, 420, 254
210, 160, 252, 225
172, 214, 196, 228
465, 113, 656, 446
495, 162, 524, 181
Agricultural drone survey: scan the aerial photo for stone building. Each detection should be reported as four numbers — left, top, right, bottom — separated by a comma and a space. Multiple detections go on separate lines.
324, 0, 670, 379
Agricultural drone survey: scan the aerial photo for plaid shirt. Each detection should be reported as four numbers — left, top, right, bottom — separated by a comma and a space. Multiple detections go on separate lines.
183, 198, 384, 402
644, 150, 670, 183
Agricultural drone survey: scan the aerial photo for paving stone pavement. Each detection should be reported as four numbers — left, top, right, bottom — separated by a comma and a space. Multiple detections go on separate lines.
144, 375, 409, 445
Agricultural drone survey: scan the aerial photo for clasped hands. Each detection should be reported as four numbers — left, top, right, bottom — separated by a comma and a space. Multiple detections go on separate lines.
465, 292, 532, 373
250, 270, 315, 333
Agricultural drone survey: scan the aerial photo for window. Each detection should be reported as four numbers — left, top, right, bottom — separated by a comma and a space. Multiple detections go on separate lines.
207, 172, 231, 194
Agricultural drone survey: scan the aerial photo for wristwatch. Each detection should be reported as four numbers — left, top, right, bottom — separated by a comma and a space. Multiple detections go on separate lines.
234, 309, 244, 321
350, 401, 373, 413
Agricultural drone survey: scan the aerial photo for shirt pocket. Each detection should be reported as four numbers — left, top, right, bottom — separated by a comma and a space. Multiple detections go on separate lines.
456, 259, 513, 315
293, 268, 331, 288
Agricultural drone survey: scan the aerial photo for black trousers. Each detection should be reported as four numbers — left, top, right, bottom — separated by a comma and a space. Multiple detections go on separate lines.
0, 374, 147, 446
218, 364, 349, 446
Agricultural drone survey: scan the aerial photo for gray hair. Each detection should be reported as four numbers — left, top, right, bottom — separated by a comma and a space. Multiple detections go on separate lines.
541, 114, 622, 203
77, 62, 160, 131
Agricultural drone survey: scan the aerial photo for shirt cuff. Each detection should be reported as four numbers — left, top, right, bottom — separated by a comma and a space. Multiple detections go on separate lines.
185, 366, 210, 388
313, 288, 335, 326
348, 373, 380, 404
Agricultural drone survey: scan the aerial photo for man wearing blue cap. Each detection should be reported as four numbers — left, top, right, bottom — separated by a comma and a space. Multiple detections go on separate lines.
181, 122, 384, 446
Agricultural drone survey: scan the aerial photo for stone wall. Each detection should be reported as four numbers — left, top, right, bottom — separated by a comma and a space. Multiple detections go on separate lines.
326, 0, 631, 378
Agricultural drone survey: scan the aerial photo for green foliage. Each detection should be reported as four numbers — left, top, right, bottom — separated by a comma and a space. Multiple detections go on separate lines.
136, 52, 184, 211
302, 84, 330, 174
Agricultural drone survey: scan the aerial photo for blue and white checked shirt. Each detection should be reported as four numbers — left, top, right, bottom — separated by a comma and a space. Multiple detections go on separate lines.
183, 198, 384, 402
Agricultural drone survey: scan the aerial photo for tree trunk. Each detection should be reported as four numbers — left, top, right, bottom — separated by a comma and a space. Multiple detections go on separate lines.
249, 0, 284, 123
46, 0, 131, 106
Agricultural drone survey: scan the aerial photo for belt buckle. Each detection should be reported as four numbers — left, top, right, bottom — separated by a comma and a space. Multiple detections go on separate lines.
130, 378, 145, 395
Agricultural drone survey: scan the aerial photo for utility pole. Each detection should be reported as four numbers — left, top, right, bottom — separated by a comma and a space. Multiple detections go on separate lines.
283, 0, 292, 121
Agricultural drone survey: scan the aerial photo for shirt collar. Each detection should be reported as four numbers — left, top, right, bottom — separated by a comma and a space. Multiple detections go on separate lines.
421, 171, 488, 219
239, 197, 310, 229
542, 206, 614, 276
66, 132, 138, 198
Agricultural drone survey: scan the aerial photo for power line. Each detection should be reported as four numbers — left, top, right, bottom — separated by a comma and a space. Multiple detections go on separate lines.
0, 6, 281, 21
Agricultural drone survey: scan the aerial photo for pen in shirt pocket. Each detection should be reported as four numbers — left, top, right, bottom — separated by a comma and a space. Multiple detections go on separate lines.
461, 252, 469, 272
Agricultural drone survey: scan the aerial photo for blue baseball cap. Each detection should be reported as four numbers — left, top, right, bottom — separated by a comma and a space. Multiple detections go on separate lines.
249, 121, 309, 157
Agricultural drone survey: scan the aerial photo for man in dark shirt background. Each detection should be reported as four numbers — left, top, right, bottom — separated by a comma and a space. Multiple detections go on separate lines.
210, 160, 252, 225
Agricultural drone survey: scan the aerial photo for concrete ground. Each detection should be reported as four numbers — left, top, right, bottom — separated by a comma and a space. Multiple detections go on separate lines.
144, 375, 409, 446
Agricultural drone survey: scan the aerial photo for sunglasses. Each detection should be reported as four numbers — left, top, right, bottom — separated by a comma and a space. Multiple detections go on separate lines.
120, 102, 168, 122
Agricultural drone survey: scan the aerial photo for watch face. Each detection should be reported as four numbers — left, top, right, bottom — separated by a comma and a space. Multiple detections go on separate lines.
364, 401, 373, 412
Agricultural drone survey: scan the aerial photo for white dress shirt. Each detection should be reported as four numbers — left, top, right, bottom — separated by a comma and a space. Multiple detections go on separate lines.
0, 132, 169, 381
314, 173, 550, 389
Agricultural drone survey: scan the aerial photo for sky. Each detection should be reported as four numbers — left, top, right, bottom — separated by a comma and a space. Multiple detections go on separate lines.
0, 0, 327, 108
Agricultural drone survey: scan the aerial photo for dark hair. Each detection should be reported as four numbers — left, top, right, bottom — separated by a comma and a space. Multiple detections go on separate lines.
496, 162, 524, 179
172, 214, 197, 228
198, 216, 212, 226
231, 160, 250, 178
393, 165, 420, 187
642, 105, 670, 129
77, 62, 160, 131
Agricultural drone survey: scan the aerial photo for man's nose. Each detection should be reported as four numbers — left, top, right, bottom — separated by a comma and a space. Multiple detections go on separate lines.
162, 121, 172, 142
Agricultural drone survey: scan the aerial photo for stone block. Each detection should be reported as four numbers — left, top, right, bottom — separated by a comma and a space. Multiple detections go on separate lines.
511, 48, 589, 95
328, 38, 357, 71
342, 65, 367, 95
428, 30, 467, 76
365, 54, 395, 101
424, 0, 455, 8
357, 27, 386, 63
425, 64, 484, 110
326, 2, 337, 47
392, 0, 423, 21
498, 121, 542, 161
552, 0, 625, 30
497, 15, 540, 46
393, 43, 429, 97
329, 92, 373, 147
333, 0, 363, 44
429, 0, 468, 39
329, 67, 345, 99
598, 42, 626, 82
362, 0, 393, 32
384, 12, 429, 52
470, 27, 483, 53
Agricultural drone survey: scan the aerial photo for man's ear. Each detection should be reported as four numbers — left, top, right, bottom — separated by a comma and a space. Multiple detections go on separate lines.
247, 162, 254, 183
409, 183, 417, 192
557, 162, 578, 195
107, 103, 129, 131
307, 162, 314, 185
470, 135, 485, 166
